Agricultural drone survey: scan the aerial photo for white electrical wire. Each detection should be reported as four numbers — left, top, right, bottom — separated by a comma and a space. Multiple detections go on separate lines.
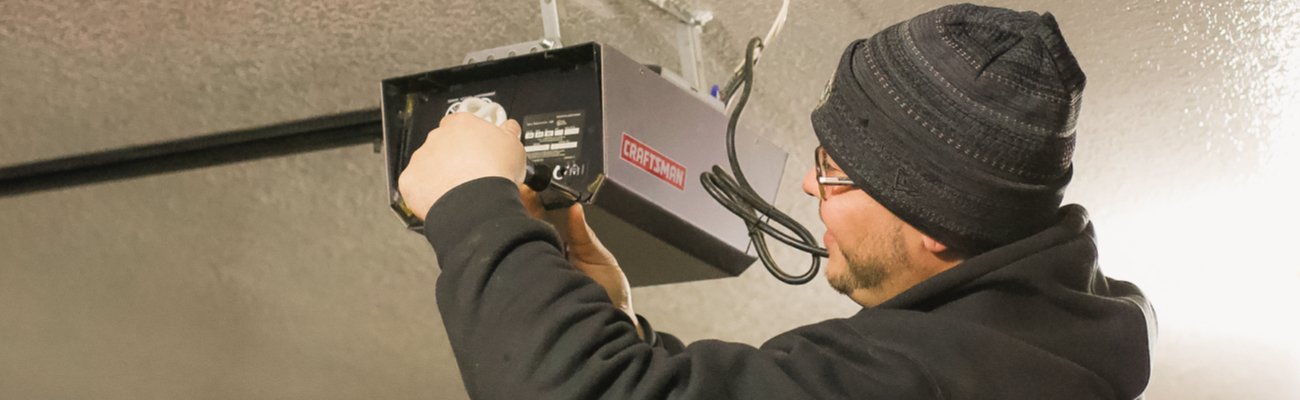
759, 0, 791, 58
723, 0, 790, 115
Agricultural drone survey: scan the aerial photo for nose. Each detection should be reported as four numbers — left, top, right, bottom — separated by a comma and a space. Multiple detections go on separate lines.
801, 166, 818, 198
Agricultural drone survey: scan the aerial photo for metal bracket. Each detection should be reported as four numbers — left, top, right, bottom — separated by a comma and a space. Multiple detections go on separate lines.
644, 0, 712, 92
674, 20, 706, 92
644, 0, 711, 26
541, 0, 562, 44
463, 0, 713, 93
464, 0, 564, 64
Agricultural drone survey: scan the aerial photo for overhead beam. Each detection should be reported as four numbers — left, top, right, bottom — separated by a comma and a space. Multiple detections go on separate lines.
0, 109, 382, 198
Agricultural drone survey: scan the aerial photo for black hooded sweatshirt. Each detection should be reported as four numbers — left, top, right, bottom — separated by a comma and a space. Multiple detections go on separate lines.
426, 177, 1156, 400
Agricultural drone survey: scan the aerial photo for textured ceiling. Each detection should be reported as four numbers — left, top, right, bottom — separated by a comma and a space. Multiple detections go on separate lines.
2, 0, 1298, 399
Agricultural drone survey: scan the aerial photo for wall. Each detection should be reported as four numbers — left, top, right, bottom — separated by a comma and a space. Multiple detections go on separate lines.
1, 0, 1296, 398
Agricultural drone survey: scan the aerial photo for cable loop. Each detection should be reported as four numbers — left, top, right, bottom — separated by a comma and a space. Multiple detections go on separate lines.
701, 37, 827, 285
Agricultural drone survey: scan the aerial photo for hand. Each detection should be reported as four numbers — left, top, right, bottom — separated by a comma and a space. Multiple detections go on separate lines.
518, 187, 643, 340
563, 203, 642, 339
398, 113, 525, 221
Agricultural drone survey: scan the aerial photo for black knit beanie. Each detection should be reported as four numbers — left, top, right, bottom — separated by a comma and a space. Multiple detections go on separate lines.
810, 3, 1085, 254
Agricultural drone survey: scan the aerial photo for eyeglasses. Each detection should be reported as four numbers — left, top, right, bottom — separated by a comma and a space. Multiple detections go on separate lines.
815, 146, 855, 200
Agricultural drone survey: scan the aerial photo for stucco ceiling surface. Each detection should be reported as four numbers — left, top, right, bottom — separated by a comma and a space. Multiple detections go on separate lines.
2, 0, 1297, 399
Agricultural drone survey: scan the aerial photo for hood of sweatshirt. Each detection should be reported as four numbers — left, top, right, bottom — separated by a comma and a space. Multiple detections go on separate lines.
860, 204, 1156, 399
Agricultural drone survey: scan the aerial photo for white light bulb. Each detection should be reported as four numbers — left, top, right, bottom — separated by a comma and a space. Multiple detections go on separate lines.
446, 97, 508, 126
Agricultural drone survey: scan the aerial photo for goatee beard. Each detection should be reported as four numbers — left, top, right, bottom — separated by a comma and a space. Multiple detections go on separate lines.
828, 225, 908, 296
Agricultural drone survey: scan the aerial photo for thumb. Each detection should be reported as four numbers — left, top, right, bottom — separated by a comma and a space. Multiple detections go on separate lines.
501, 119, 522, 138
567, 203, 594, 247
565, 203, 618, 269
517, 183, 544, 219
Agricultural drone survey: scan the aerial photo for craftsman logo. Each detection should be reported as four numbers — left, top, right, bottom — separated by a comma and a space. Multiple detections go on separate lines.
620, 133, 686, 190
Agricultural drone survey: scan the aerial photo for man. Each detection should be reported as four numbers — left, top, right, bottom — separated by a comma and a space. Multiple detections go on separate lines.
399, 3, 1155, 399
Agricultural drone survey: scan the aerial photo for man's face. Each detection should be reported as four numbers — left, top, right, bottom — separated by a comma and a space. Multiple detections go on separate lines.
801, 148, 914, 300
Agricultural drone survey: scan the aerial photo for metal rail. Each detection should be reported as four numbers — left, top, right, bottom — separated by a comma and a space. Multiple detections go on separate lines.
0, 108, 382, 198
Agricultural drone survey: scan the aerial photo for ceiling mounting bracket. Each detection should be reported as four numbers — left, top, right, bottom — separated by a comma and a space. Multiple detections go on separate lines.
463, 0, 565, 64
462, 0, 714, 94
644, 0, 712, 92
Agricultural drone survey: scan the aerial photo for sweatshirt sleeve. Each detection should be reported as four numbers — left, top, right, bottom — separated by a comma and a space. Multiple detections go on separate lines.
424, 177, 935, 400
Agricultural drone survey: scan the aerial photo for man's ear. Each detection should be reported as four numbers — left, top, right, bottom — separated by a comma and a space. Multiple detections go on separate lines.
920, 234, 949, 255
920, 234, 969, 265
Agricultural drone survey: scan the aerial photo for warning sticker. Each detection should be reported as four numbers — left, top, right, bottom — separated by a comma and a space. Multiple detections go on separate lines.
620, 133, 686, 190
522, 111, 585, 164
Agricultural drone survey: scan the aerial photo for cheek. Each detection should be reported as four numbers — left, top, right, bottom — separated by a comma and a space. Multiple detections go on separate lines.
820, 201, 858, 269
819, 192, 887, 260
822, 232, 848, 279
820, 199, 859, 245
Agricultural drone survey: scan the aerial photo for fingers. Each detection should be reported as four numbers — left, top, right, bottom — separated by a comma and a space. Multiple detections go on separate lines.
438, 111, 479, 128
501, 119, 522, 137
438, 113, 519, 133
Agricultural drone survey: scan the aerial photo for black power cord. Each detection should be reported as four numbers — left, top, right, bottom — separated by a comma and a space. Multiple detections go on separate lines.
701, 37, 829, 285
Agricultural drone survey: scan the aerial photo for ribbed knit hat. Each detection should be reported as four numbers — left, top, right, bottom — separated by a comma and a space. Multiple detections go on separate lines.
810, 3, 1085, 253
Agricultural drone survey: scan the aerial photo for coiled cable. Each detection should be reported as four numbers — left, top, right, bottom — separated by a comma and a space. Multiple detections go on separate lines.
701, 37, 828, 285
